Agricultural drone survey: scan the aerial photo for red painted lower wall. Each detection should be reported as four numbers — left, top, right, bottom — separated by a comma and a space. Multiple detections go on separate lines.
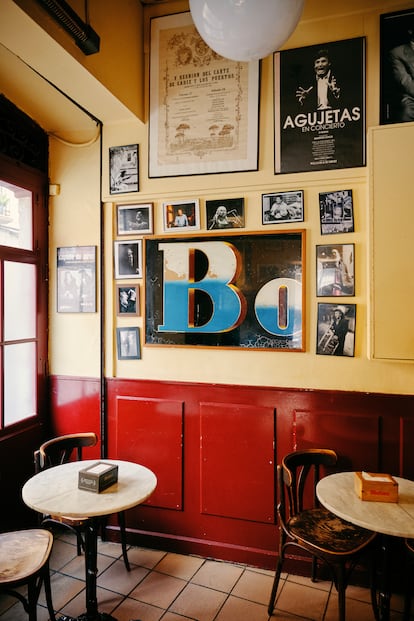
49, 376, 414, 570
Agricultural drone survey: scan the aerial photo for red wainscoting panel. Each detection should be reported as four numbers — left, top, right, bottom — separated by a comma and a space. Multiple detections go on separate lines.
113, 396, 184, 510
200, 402, 275, 523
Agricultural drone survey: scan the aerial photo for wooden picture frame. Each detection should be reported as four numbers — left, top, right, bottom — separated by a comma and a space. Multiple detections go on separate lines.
116, 327, 141, 360
116, 203, 153, 235
109, 144, 139, 194
149, 12, 260, 177
145, 231, 305, 351
162, 199, 200, 232
262, 191, 304, 224
116, 284, 140, 316
114, 240, 143, 279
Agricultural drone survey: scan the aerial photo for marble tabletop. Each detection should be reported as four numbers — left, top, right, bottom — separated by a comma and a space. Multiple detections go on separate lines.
316, 471, 414, 538
22, 459, 157, 519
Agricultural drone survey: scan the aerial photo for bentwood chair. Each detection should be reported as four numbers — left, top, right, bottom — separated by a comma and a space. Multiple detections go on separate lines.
268, 449, 377, 621
0, 528, 56, 621
34, 432, 130, 571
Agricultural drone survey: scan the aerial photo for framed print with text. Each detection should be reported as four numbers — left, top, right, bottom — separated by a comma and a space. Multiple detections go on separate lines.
57, 246, 96, 313
317, 303, 355, 357
117, 327, 141, 360
316, 243, 355, 296
117, 203, 153, 235
109, 144, 139, 194
380, 8, 414, 125
145, 231, 305, 351
274, 37, 366, 174
149, 12, 259, 177
114, 240, 142, 279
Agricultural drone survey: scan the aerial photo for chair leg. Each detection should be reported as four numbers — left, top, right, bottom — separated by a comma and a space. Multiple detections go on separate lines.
118, 511, 130, 572
335, 564, 346, 621
27, 579, 38, 621
268, 534, 286, 616
43, 563, 57, 621
311, 555, 318, 582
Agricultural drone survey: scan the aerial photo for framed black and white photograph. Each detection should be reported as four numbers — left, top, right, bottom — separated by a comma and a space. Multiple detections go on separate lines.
316, 243, 355, 296
116, 327, 141, 360
274, 37, 366, 174
116, 203, 153, 235
380, 8, 414, 125
57, 246, 96, 313
262, 191, 304, 224
109, 144, 139, 194
206, 198, 245, 230
162, 199, 200, 232
317, 303, 356, 357
149, 12, 259, 177
114, 240, 142, 279
116, 284, 139, 316
319, 190, 354, 235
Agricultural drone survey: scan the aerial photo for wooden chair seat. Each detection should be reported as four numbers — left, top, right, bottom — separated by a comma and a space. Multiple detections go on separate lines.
0, 529, 56, 620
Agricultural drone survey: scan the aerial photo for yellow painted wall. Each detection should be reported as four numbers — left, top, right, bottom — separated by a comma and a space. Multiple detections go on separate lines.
48, 0, 414, 395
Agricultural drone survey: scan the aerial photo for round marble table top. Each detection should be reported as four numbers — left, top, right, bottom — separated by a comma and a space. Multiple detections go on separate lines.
316, 471, 414, 538
22, 459, 157, 518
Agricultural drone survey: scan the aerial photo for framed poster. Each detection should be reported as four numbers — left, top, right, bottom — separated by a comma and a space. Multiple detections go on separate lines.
57, 246, 96, 313
316, 303, 355, 357
149, 11, 260, 177
380, 8, 414, 125
116, 203, 153, 235
116, 327, 141, 360
316, 244, 355, 297
116, 284, 139, 316
274, 38, 366, 174
262, 191, 304, 224
206, 198, 245, 230
109, 144, 139, 194
319, 190, 354, 235
114, 240, 143, 279
145, 231, 305, 351
162, 199, 200, 232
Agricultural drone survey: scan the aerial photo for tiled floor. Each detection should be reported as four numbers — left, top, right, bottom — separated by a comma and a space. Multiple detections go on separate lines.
0, 531, 410, 621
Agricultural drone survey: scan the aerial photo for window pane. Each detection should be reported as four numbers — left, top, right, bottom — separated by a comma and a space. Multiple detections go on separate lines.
4, 262, 36, 340
0, 181, 32, 250
4, 342, 37, 425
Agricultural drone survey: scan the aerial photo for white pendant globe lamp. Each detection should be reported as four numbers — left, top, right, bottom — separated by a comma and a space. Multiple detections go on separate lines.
189, 0, 305, 62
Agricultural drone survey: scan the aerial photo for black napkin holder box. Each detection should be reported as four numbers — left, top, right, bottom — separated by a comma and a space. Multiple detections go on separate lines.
78, 462, 118, 493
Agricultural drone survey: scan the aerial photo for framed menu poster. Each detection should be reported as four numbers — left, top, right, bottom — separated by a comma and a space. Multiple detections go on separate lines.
149, 12, 260, 178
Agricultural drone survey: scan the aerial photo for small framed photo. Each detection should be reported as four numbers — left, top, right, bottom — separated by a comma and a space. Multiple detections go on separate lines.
319, 190, 354, 235
57, 245, 97, 313
316, 244, 355, 297
116, 284, 139, 316
262, 191, 304, 224
116, 203, 153, 235
109, 144, 139, 194
162, 199, 200, 232
114, 240, 142, 279
116, 327, 141, 360
316, 303, 356, 357
206, 198, 245, 230
380, 8, 414, 125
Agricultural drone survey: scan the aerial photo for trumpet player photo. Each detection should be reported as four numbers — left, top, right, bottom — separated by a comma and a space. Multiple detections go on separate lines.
317, 303, 355, 357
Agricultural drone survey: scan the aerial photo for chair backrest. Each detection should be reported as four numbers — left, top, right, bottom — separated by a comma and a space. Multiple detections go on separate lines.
278, 449, 337, 523
34, 432, 98, 472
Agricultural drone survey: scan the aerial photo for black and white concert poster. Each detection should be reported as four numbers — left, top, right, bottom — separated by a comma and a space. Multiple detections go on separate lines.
274, 38, 366, 174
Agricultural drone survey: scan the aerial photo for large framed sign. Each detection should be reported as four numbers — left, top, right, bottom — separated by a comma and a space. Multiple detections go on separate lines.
274, 37, 366, 174
149, 11, 260, 178
145, 231, 305, 351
